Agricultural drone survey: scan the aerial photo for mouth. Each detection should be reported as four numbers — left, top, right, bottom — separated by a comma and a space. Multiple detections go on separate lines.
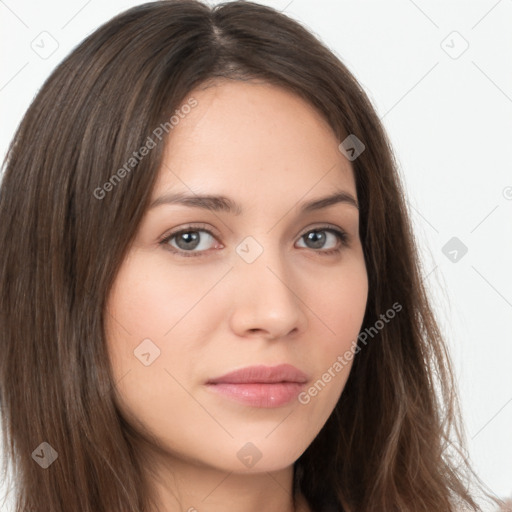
205, 364, 309, 408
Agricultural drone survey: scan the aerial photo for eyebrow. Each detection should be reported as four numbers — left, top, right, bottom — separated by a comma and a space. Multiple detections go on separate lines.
148, 190, 359, 214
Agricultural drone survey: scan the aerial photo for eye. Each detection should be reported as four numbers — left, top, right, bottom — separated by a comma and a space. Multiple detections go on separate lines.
295, 226, 349, 255
159, 223, 349, 258
159, 224, 221, 257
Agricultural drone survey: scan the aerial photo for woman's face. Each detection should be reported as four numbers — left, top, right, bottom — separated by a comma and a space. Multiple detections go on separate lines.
106, 79, 368, 476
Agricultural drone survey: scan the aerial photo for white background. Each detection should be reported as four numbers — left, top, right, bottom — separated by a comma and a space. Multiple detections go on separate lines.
1, 0, 511, 509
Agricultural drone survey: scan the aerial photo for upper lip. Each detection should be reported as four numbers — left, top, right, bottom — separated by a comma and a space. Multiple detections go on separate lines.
206, 364, 309, 384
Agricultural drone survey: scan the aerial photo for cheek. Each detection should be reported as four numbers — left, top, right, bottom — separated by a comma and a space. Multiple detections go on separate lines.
311, 257, 368, 349
106, 253, 230, 342
104, 255, 228, 446
104, 253, 230, 407
297, 257, 368, 406
322, 278, 367, 332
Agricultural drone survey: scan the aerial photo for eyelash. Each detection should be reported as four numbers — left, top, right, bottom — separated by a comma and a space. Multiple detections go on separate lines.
158, 223, 350, 258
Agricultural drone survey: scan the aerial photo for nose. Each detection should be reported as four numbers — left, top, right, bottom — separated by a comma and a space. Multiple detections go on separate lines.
227, 246, 308, 341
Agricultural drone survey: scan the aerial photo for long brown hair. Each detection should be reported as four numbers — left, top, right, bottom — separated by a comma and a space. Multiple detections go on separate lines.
0, 1, 498, 511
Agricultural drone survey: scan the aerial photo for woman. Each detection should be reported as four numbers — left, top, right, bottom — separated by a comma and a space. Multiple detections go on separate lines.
0, 1, 499, 511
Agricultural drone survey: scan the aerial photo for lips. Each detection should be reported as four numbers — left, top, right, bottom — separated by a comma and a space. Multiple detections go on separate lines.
206, 364, 309, 385
205, 364, 309, 408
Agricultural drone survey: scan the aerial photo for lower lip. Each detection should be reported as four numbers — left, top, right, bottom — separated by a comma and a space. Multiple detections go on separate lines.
205, 382, 305, 408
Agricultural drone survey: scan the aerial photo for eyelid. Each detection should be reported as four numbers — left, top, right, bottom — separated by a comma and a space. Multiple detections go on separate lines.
297, 222, 348, 239
157, 222, 220, 244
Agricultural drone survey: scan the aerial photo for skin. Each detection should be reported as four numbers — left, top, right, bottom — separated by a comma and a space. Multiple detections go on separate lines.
105, 79, 368, 512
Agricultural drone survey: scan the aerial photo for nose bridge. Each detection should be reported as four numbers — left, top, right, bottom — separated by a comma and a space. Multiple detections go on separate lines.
228, 235, 307, 338
236, 234, 292, 292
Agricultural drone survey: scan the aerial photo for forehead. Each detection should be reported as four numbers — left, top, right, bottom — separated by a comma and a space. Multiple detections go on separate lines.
153, 79, 356, 205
